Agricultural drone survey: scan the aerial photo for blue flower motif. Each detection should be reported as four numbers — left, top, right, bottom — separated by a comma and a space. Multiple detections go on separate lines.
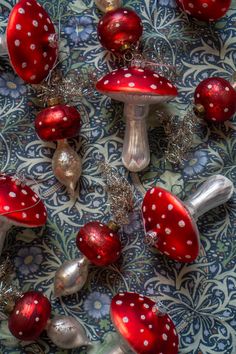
123, 211, 142, 235
159, 0, 177, 8
64, 16, 94, 43
84, 292, 111, 319
14, 246, 43, 275
183, 150, 208, 176
0, 73, 26, 99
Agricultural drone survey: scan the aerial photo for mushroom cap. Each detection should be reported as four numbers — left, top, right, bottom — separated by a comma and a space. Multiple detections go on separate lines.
176, 0, 231, 21
194, 77, 236, 122
6, 0, 58, 84
96, 67, 178, 104
0, 174, 47, 227
35, 104, 81, 141
8, 291, 51, 341
76, 221, 121, 266
142, 187, 200, 263
97, 7, 143, 54
111, 292, 179, 354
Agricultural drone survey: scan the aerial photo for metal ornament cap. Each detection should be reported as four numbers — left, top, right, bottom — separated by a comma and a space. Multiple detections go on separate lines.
76, 221, 122, 266
6, 0, 58, 83
176, 0, 231, 21
8, 291, 51, 341
111, 292, 178, 354
46, 315, 90, 349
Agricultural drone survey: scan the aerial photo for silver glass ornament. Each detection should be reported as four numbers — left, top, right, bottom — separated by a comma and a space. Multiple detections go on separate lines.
54, 256, 90, 297
46, 315, 90, 349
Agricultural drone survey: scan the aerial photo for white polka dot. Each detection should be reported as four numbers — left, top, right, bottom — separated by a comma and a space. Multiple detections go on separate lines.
27, 32, 31, 36
21, 189, 27, 195
141, 315, 146, 320
187, 240, 193, 245
156, 224, 161, 229
19, 331, 23, 336
153, 73, 159, 78
143, 206, 146, 212
152, 204, 156, 210
104, 80, 109, 85
34, 300, 38, 304
209, 103, 214, 107
128, 82, 135, 87
163, 242, 167, 245
21, 202, 25, 206
97, 255, 101, 259
32, 20, 38, 27
171, 247, 176, 251
173, 328, 177, 335
208, 84, 212, 89
202, 2, 208, 7
16, 310, 20, 315
110, 233, 113, 237
168, 204, 173, 210
167, 82, 173, 88
63, 117, 68, 121
32, 196, 37, 202
166, 324, 170, 330
36, 214, 40, 219
162, 333, 168, 340
18, 8, 25, 14
35, 317, 40, 322
173, 343, 176, 347
115, 23, 120, 27
158, 192, 162, 197
224, 108, 229, 112
212, 117, 217, 121
149, 324, 153, 328
161, 214, 166, 219
30, 75, 36, 81
22, 213, 27, 218
15, 40, 20, 46
47, 18, 51, 23
124, 73, 132, 78
130, 303, 135, 306
43, 212, 46, 216
44, 25, 48, 31
3, 206, 10, 211
188, 2, 194, 8
43, 52, 47, 58
148, 217, 151, 222
123, 316, 129, 323
185, 255, 191, 259
124, 10, 128, 13
39, 13, 43, 18
39, 121, 42, 125
16, 24, 22, 30
79, 238, 82, 242
144, 340, 149, 346
140, 328, 144, 333
22, 62, 27, 68
30, 44, 36, 50
44, 64, 49, 70
9, 192, 16, 198
150, 188, 155, 194
144, 303, 149, 308
196, 93, 200, 98
116, 300, 122, 305
150, 84, 157, 89
164, 251, 170, 256
178, 220, 185, 227
52, 128, 56, 132
137, 68, 144, 72
225, 87, 230, 91
165, 228, 171, 235
117, 80, 120, 84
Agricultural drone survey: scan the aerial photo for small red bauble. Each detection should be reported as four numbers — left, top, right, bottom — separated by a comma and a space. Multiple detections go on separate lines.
176, 0, 231, 22
76, 221, 121, 266
97, 7, 143, 54
35, 104, 81, 141
8, 291, 51, 341
194, 77, 236, 122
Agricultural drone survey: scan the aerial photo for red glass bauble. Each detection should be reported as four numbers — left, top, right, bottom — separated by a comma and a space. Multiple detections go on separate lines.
194, 77, 236, 122
176, 0, 231, 21
97, 7, 143, 54
8, 291, 51, 340
76, 221, 121, 266
35, 104, 81, 141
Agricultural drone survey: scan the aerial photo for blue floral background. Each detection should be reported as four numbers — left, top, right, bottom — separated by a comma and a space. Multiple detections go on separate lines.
0, 0, 236, 353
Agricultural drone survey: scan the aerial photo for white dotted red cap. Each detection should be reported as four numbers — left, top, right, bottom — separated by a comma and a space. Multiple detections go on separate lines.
142, 187, 200, 262
110, 291, 179, 353
96, 66, 178, 104
6, 0, 58, 83
0, 174, 47, 226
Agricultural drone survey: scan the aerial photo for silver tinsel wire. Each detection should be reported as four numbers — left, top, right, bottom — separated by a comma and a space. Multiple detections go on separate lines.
100, 161, 133, 225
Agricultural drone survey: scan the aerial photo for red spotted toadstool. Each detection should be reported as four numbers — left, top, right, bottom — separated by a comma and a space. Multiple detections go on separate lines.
0, 0, 58, 83
35, 101, 82, 196
142, 175, 234, 262
96, 66, 178, 172
109, 291, 179, 354
0, 173, 47, 255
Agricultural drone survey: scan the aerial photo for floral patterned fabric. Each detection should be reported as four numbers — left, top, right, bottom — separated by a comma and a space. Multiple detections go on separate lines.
0, 0, 236, 353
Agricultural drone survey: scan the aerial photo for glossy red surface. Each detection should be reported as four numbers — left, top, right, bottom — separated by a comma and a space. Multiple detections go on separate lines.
111, 292, 179, 354
142, 187, 199, 262
76, 221, 121, 266
35, 104, 81, 141
194, 77, 236, 122
96, 66, 178, 97
176, 0, 231, 21
0, 174, 47, 226
8, 291, 51, 341
97, 7, 143, 54
7, 0, 58, 83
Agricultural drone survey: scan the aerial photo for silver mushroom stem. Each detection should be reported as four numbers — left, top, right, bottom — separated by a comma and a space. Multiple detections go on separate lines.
0, 220, 12, 255
0, 34, 8, 56
184, 175, 234, 220
122, 103, 150, 172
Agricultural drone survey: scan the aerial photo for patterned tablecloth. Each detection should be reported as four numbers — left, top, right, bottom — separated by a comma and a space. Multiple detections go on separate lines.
0, 0, 235, 353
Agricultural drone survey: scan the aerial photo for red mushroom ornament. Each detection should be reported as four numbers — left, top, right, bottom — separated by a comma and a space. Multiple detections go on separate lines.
142, 175, 234, 262
0, 173, 47, 255
97, 7, 143, 55
176, 0, 231, 22
194, 77, 236, 122
35, 99, 82, 196
54, 221, 121, 297
0, 0, 58, 84
96, 67, 178, 172
109, 292, 179, 354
